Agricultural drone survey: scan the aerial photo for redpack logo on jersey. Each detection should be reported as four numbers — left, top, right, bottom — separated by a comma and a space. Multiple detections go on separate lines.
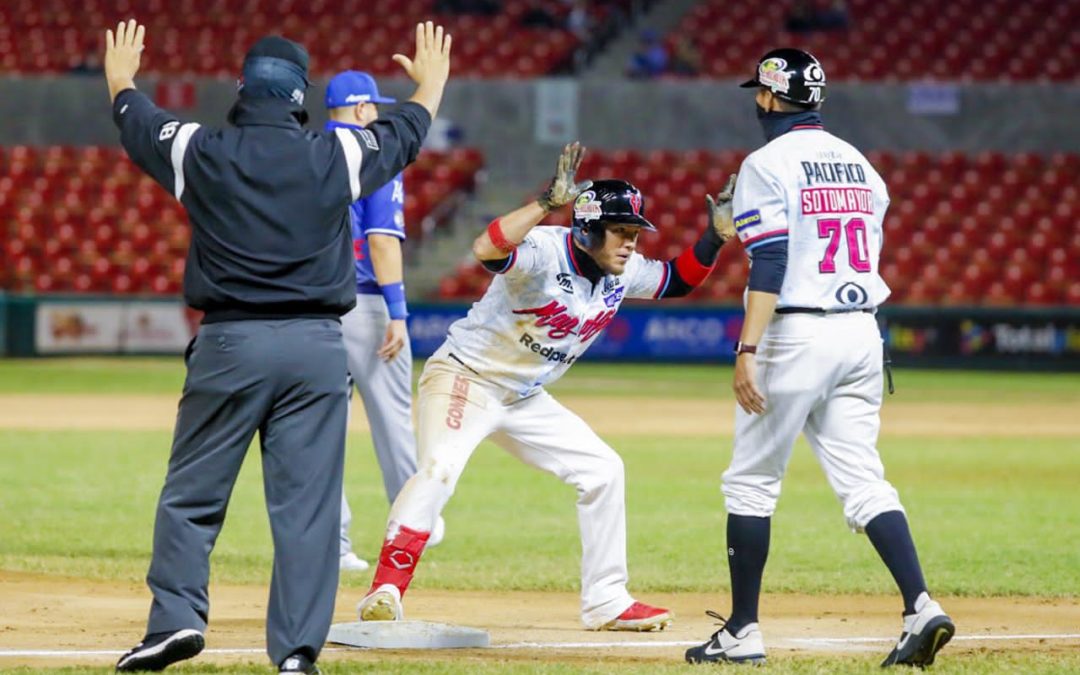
513, 300, 617, 341
519, 333, 578, 364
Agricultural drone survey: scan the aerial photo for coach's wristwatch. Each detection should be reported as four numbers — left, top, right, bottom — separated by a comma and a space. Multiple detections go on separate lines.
734, 341, 757, 355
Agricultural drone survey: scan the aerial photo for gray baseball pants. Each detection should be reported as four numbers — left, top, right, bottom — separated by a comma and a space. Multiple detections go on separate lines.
144, 318, 348, 666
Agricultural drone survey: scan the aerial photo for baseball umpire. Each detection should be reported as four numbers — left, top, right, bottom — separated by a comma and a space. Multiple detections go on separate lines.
105, 19, 451, 674
684, 49, 954, 668
322, 70, 444, 574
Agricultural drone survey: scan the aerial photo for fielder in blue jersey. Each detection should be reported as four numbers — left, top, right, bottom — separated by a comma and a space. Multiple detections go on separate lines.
325, 71, 443, 572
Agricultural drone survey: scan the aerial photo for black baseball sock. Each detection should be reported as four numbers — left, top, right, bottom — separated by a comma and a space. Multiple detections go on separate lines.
726, 514, 770, 635
865, 510, 929, 614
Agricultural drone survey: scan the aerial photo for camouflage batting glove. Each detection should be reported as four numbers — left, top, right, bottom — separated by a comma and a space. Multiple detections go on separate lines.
538, 142, 593, 212
706, 173, 738, 242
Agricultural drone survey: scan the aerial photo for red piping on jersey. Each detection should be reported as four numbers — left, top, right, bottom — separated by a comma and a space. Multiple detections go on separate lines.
742, 228, 790, 247
652, 261, 670, 299
790, 124, 824, 131
564, 233, 585, 276
674, 246, 715, 287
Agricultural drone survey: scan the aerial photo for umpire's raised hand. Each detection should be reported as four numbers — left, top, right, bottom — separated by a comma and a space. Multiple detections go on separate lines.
395, 21, 452, 119
104, 18, 146, 102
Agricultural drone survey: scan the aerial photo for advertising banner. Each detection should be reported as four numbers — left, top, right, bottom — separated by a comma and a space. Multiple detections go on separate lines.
882, 310, 1080, 370
35, 303, 125, 354
34, 300, 195, 355
407, 303, 744, 362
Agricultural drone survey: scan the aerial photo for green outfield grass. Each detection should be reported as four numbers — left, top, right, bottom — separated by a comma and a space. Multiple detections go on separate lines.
3, 356, 1080, 402
1, 359, 1077, 596
1, 358, 1078, 674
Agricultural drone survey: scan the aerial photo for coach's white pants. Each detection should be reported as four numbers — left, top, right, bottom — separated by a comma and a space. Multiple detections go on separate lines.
723, 312, 903, 532
387, 349, 633, 628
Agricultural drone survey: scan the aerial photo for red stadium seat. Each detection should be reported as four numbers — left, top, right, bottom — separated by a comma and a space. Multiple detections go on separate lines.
435, 148, 1079, 306
2, 143, 482, 295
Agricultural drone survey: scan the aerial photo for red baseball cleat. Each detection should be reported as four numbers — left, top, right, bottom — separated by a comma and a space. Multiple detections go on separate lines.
597, 601, 673, 632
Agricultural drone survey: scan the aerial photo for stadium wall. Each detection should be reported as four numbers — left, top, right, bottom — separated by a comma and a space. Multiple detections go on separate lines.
4, 294, 1078, 370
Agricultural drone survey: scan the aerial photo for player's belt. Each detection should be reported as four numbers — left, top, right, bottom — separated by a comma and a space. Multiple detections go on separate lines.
776, 307, 875, 315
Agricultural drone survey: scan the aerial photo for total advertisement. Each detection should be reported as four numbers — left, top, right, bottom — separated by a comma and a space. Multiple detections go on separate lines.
881, 310, 1080, 369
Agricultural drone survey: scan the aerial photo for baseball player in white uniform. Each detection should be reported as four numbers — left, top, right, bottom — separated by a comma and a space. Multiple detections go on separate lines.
355, 143, 738, 631
685, 50, 954, 668
324, 71, 444, 573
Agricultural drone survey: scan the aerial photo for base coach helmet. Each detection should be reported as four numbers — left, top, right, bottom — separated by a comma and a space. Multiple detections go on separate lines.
571, 179, 656, 250
741, 48, 826, 106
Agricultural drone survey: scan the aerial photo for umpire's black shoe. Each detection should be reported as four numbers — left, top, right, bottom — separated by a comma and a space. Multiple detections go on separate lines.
116, 628, 204, 672
279, 652, 320, 674
881, 594, 955, 668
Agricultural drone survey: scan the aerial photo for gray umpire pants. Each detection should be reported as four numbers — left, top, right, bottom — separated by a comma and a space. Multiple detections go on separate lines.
339, 294, 418, 555
145, 318, 348, 666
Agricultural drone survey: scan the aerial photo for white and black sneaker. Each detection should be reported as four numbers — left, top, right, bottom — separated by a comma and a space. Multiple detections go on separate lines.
115, 628, 204, 672
685, 611, 766, 665
881, 593, 955, 668
279, 652, 320, 674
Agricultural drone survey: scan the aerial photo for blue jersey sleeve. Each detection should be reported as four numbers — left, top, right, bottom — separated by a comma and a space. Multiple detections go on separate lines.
359, 172, 406, 240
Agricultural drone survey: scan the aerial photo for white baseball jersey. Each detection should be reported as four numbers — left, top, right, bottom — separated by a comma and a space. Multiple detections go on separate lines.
443, 226, 666, 397
733, 127, 891, 309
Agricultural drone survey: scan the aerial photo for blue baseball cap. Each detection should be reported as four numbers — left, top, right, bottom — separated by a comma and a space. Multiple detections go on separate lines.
325, 70, 396, 109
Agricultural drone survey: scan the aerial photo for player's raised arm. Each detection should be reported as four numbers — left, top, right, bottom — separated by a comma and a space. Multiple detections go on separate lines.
472, 142, 592, 263
626, 174, 737, 300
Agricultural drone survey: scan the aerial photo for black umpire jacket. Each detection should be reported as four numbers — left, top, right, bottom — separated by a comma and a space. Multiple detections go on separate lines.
112, 89, 431, 322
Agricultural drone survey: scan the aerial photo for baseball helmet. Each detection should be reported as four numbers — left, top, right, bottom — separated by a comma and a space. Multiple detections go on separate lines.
571, 179, 656, 250
740, 48, 826, 106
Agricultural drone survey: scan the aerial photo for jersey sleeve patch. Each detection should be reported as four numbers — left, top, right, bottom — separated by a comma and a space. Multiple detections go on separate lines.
734, 209, 762, 232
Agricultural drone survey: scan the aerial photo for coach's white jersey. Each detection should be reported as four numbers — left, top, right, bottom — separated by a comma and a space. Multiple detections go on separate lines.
733, 127, 891, 310
442, 226, 666, 398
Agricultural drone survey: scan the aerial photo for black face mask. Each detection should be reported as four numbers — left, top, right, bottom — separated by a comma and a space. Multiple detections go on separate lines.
755, 102, 823, 142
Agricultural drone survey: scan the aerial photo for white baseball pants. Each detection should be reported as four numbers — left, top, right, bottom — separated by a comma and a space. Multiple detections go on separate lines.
339, 294, 418, 556
723, 311, 904, 531
386, 349, 634, 627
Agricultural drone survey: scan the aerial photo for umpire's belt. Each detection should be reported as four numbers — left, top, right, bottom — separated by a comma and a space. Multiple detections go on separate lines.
776, 306, 876, 316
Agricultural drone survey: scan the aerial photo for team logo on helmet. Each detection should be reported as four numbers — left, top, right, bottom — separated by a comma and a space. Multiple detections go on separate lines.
758, 57, 790, 94
804, 62, 826, 84
628, 191, 642, 216
760, 57, 787, 72
574, 191, 603, 222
